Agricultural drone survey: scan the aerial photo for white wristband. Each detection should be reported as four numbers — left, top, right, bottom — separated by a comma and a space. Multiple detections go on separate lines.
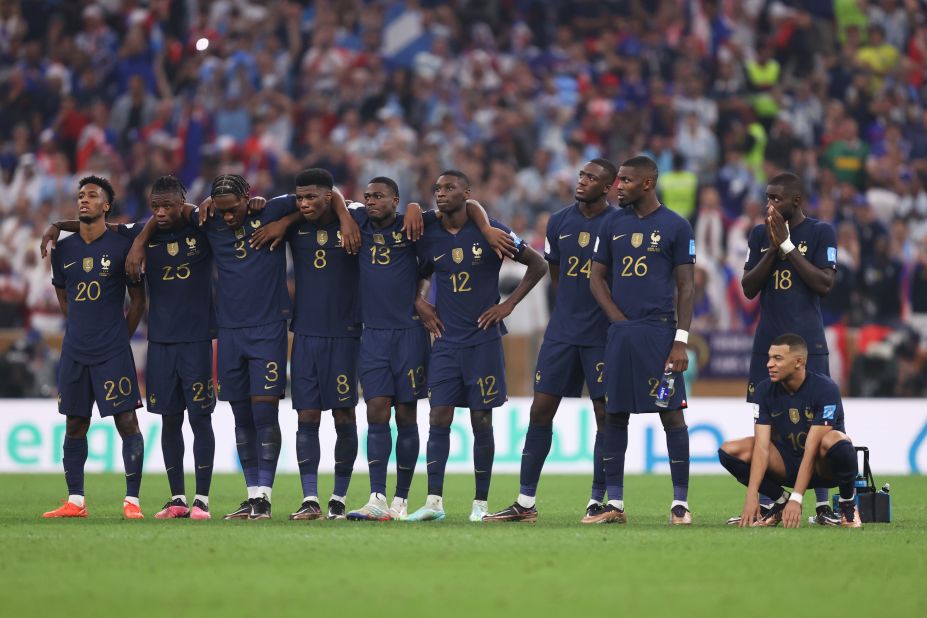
674, 329, 689, 344
788, 492, 803, 505
779, 238, 795, 255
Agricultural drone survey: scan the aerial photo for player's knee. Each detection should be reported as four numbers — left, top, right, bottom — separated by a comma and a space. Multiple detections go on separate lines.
821, 430, 849, 451
429, 407, 454, 427
659, 410, 686, 431
394, 405, 418, 426
719, 440, 747, 461
333, 408, 356, 425
592, 401, 606, 431
65, 416, 90, 438
471, 410, 492, 432
366, 398, 391, 424
161, 414, 184, 433
113, 411, 140, 437
528, 407, 555, 427
297, 409, 322, 424
606, 413, 629, 428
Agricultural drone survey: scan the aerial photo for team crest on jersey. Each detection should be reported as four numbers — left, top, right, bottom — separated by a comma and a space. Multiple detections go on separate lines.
186, 236, 198, 255
167, 242, 179, 256
631, 233, 643, 248
250, 220, 262, 229
651, 231, 661, 245
452, 248, 464, 263
804, 408, 814, 420
149, 394, 157, 406
578, 232, 590, 248
392, 231, 403, 243
82, 257, 93, 272
235, 227, 245, 239
471, 243, 483, 263
99, 255, 111, 277
336, 231, 343, 247
789, 408, 801, 424
748, 382, 756, 395
535, 371, 541, 384
373, 233, 385, 245
317, 230, 328, 246
798, 241, 808, 255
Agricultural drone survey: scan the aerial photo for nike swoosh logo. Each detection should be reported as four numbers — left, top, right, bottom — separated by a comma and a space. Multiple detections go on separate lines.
559, 234, 572, 239
264, 384, 276, 390
165, 467, 174, 472
771, 410, 785, 417
434, 253, 446, 261
126, 473, 136, 477
298, 459, 310, 464
426, 460, 438, 466
398, 465, 413, 470
670, 460, 686, 464
368, 460, 381, 465
197, 465, 211, 469
603, 457, 615, 461
761, 247, 769, 253
613, 234, 626, 241
64, 261, 77, 269
339, 396, 350, 401
148, 242, 161, 248
298, 230, 312, 235
113, 399, 127, 407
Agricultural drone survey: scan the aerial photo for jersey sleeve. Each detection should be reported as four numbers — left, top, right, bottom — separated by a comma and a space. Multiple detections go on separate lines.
348, 202, 367, 224
489, 219, 527, 259
812, 222, 838, 270
422, 209, 439, 227
673, 218, 696, 266
592, 218, 612, 265
544, 213, 560, 264
744, 225, 763, 271
263, 194, 298, 222
50, 247, 65, 288
811, 379, 843, 427
753, 380, 772, 425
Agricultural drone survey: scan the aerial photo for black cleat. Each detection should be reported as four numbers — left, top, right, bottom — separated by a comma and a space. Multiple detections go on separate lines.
751, 500, 786, 527
810, 504, 841, 526
726, 503, 772, 526
482, 503, 538, 523
249, 496, 272, 520
289, 500, 323, 521
585, 502, 606, 519
223, 499, 254, 520
327, 499, 346, 520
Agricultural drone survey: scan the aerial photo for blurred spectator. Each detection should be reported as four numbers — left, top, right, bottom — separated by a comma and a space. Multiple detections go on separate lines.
659, 152, 699, 220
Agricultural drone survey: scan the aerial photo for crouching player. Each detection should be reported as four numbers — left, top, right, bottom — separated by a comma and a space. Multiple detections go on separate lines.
719, 334, 862, 528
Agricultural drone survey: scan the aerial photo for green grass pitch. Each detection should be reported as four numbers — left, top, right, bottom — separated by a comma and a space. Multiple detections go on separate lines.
2, 473, 925, 617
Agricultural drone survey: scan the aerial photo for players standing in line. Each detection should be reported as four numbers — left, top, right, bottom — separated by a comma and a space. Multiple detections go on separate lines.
42, 176, 219, 520
43, 176, 147, 519
407, 170, 547, 522
741, 172, 839, 525
718, 334, 862, 528
484, 159, 619, 523
587, 156, 695, 525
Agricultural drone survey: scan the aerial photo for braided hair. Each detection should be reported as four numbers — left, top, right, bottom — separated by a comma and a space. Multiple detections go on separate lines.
151, 175, 187, 201
210, 174, 250, 199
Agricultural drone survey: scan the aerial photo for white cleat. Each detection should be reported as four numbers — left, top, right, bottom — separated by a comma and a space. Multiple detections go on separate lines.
406, 495, 445, 522
469, 500, 488, 522
347, 494, 391, 521
390, 497, 408, 521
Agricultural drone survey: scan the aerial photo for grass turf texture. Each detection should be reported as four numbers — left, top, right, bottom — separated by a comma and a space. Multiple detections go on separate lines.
2, 474, 925, 617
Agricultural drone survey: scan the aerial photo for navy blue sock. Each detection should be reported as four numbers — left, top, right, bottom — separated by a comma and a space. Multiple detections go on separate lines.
717, 448, 784, 500
394, 424, 419, 499
366, 422, 391, 496
591, 430, 606, 502
518, 424, 552, 497
296, 422, 320, 498
122, 433, 144, 498
814, 487, 830, 504
189, 413, 214, 496
160, 415, 185, 496
825, 439, 859, 500
473, 426, 495, 501
252, 400, 280, 489
333, 422, 357, 497
665, 425, 690, 502
426, 426, 451, 496
63, 436, 87, 496
603, 422, 628, 501
231, 400, 258, 488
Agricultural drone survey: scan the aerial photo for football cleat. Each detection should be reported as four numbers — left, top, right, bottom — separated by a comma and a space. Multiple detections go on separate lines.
390, 498, 408, 521
670, 505, 692, 525
405, 505, 446, 522
154, 498, 190, 519
482, 502, 538, 523
808, 504, 841, 526
726, 504, 773, 526
469, 501, 488, 522
580, 504, 627, 524
190, 499, 211, 520
289, 500, 322, 521
249, 496, 272, 520
224, 499, 254, 520
347, 496, 391, 522
584, 502, 606, 519
123, 500, 144, 520
838, 501, 862, 528
42, 500, 88, 519
750, 501, 785, 527
327, 499, 346, 520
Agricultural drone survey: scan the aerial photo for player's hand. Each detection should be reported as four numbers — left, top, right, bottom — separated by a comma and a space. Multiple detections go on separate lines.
340, 214, 361, 255
485, 227, 517, 260
403, 202, 424, 241
739, 495, 761, 528
767, 207, 789, 247
478, 300, 514, 330
415, 297, 443, 338
782, 500, 802, 528
198, 196, 214, 225
40, 225, 60, 259
247, 196, 266, 213
125, 239, 147, 282
249, 219, 287, 251
664, 341, 688, 373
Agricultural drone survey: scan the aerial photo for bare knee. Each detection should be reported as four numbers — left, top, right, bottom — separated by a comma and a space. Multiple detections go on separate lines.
366, 397, 392, 424
333, 408, 356, 425
592, 398, 606, 432
470, 410, 492, 432
659, 410, 686, 430
820, 430, 850, 455
606, 413, 629, 428
720, 437, 753, 462
298, 409, 322, 424
395, 403, 418, 427
113, 411, 140, 438
528, 393, 560, 426
429, 407, 454, 427
66, 416, 90, 439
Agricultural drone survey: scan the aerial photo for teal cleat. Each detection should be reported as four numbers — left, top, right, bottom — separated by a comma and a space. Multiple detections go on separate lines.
405, 505, 445, 522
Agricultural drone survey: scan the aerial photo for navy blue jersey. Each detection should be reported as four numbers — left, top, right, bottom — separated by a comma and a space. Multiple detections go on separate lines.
592, 206, 695, 320
190, 196, 293, 328
544, 203, 617, 345
349, 206, 438, 329
287, 216, 361, 337
120, 223, 214, 343
754, 371, 846, 455
745, 218, 837, 355
51, 230, 141, 364
417, 218, 526, 346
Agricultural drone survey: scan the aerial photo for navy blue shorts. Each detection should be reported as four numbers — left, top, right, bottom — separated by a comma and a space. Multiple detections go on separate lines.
359, 327, 429, 403
534, 338, 605, 399
428, 338, 506, 410
774, 441, 834, 489
146, 340, 215, 415
604, 317, 688, 414
57, 347, 142, 418
748, 353, 829, 402
291, 334, 360, 411
216, 321, 288, 401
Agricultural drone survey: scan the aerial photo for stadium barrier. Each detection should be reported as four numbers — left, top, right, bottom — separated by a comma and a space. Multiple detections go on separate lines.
1, 398, 924, 474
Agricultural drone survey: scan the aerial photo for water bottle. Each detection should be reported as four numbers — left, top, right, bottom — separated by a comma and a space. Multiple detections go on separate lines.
880, 483, 890, 494
654, 370, 675, 408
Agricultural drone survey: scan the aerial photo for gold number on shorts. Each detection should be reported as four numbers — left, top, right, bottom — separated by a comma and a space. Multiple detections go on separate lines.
103, 376, 133, 400
336, 374, 350, 395
477, 375, 498, 398
264, 361, 279, 383
595, 361, 605, 384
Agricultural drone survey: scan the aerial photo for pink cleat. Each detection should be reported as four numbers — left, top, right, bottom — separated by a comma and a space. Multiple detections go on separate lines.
154, 498, 190, 519
190, 499, 211, 520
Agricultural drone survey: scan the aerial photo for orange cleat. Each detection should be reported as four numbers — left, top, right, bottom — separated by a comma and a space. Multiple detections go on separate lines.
123, 500, 144, 519
43, 500, 88, 518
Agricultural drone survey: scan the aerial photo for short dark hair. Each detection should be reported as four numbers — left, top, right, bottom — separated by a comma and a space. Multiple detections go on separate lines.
621, 155, 659, 179
368, 176, 399, 197
438, 169, 470, 188
588, 158, 617, 183
295, 168, 334, 189
768, 171, 804, 199
79, 175, 115, 206
151, 175, 186, 201
771, 333, 808, 357
210, 174, 250, 199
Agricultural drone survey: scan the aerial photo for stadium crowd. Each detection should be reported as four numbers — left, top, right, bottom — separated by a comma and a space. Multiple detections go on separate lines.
1, 0, 926, 397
